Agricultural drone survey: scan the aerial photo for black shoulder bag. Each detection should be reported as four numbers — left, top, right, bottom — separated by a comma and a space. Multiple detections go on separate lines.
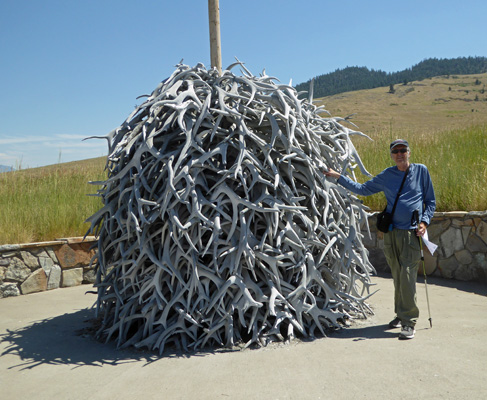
376, 167, 409, 233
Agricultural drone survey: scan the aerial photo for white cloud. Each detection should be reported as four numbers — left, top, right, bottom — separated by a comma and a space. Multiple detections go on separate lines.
0, 133, 108, 168
0, 135, 52, 145
0, 152, 18, 161
0, 133, 106, 145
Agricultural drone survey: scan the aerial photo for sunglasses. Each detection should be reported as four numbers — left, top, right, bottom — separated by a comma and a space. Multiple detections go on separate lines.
391, 148, 408, 154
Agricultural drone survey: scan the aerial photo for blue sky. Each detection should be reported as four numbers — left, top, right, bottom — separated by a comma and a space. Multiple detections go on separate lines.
1, 0, 486, 169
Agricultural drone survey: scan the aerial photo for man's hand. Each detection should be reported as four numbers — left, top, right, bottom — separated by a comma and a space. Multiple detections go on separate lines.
323, 168, 341, 179
416, 222, 427, 237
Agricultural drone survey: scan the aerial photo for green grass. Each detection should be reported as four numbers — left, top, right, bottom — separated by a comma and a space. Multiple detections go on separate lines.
350, 124, 487, 212
2, 73, 487, 245
0, 158, 106, 244
2, 124, 485, 245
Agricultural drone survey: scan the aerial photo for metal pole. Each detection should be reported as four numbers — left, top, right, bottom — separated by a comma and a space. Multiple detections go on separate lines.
414, 210, 433, 328
309, 78, 315, 103
419, 235, 433, 328
208, 0, 222, 74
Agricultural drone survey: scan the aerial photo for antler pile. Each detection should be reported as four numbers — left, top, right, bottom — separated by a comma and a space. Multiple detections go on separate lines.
87, 61, 376, 353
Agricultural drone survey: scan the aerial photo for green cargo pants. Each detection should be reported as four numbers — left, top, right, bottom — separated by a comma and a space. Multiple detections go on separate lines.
383, 229, 421, 327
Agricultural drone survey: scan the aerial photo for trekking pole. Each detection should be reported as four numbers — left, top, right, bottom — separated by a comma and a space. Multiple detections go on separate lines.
414, 210, 433, 328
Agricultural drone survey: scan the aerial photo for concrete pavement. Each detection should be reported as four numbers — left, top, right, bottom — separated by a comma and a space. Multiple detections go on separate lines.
1, 273, 486, 400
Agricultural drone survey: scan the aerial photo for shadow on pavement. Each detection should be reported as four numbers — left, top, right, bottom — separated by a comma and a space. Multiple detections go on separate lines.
3, 273, 483, 370
327, 324, 398, 341
0, 309, 163, 370
0, 308, 236, 370
417, 275, 487, 296
376, 270, 487, 297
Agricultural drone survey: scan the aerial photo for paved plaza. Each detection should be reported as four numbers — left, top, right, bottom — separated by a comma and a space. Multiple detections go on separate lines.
1, 273, 486, 399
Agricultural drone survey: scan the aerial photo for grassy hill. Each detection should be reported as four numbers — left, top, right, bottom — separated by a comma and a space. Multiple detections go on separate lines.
296, 56, 487, 98
316, 73, 487, 136
1, 74, 486, 244
313, 73, 487, 213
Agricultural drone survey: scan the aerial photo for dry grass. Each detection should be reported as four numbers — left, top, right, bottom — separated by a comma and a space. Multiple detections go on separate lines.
347, 125, 487, 212
1, 74, 486, 244
0, 157, 106, 244
313, 73, 487, 213
317, 73, 487, 136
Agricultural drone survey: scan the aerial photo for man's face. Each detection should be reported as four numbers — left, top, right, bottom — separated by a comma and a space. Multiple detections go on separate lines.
390, 145, 410, 167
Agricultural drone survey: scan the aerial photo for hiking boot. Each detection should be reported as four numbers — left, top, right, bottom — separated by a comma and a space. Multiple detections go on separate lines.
388, 317, 401, 329
399, 325, 415, 340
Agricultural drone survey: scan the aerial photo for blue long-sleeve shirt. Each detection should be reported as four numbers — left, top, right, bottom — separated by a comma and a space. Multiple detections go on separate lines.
337, 163, 436, 230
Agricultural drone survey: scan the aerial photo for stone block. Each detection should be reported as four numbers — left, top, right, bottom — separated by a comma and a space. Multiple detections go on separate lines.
6, 258, 31, 282
20, 268, 48, 295
83, 268, 96, 284
39, 256, 55, 274
48, 265, 62, 290
62, 268, 83, 287
440, 227, 464, 258
437, 256, 458, 279
0, 258, 9, 267
423, 250, 437, 275
0, 243, 20, 252
428, 219, 450, 241
461, 226, 472, 246
454, 265, 477, 282
451, 219, 464, 228
0, 283, 20, 298
466, 234, 487, 253
55, 243, 95, 270
473, 253, 487, 268
444, 211, 468, 218
468, 211, 487, 217
32, 249, 49, 258
462, 218, 476, 227
20, 251, 39, 269
476, 220, 487, 245
47, 248, 58, 263
0, 266, 5, 282
454, 249, 473, 265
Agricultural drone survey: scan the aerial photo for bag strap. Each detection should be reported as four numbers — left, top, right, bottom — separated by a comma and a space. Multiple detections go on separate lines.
390, 166, 409, 217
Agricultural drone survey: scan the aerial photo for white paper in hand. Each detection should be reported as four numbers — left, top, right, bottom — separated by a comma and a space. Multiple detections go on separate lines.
422, 230, 438, 256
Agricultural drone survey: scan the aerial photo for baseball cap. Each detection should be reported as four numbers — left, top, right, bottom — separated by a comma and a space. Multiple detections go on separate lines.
390, 139, 409, 150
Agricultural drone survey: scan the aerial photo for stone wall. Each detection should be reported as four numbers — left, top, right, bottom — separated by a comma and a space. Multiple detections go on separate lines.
0, 237, 97, 298
364, 211, 487, 283
1, 211, 486, 298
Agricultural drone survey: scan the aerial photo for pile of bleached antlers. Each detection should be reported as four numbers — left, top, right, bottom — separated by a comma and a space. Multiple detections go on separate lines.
87, 61, 376, 353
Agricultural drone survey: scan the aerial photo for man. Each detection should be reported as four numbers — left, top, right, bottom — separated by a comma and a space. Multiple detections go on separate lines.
324, 139, 436, 339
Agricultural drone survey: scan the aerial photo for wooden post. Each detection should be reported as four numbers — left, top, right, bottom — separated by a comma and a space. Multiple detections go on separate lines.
208, 0, 222, 74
